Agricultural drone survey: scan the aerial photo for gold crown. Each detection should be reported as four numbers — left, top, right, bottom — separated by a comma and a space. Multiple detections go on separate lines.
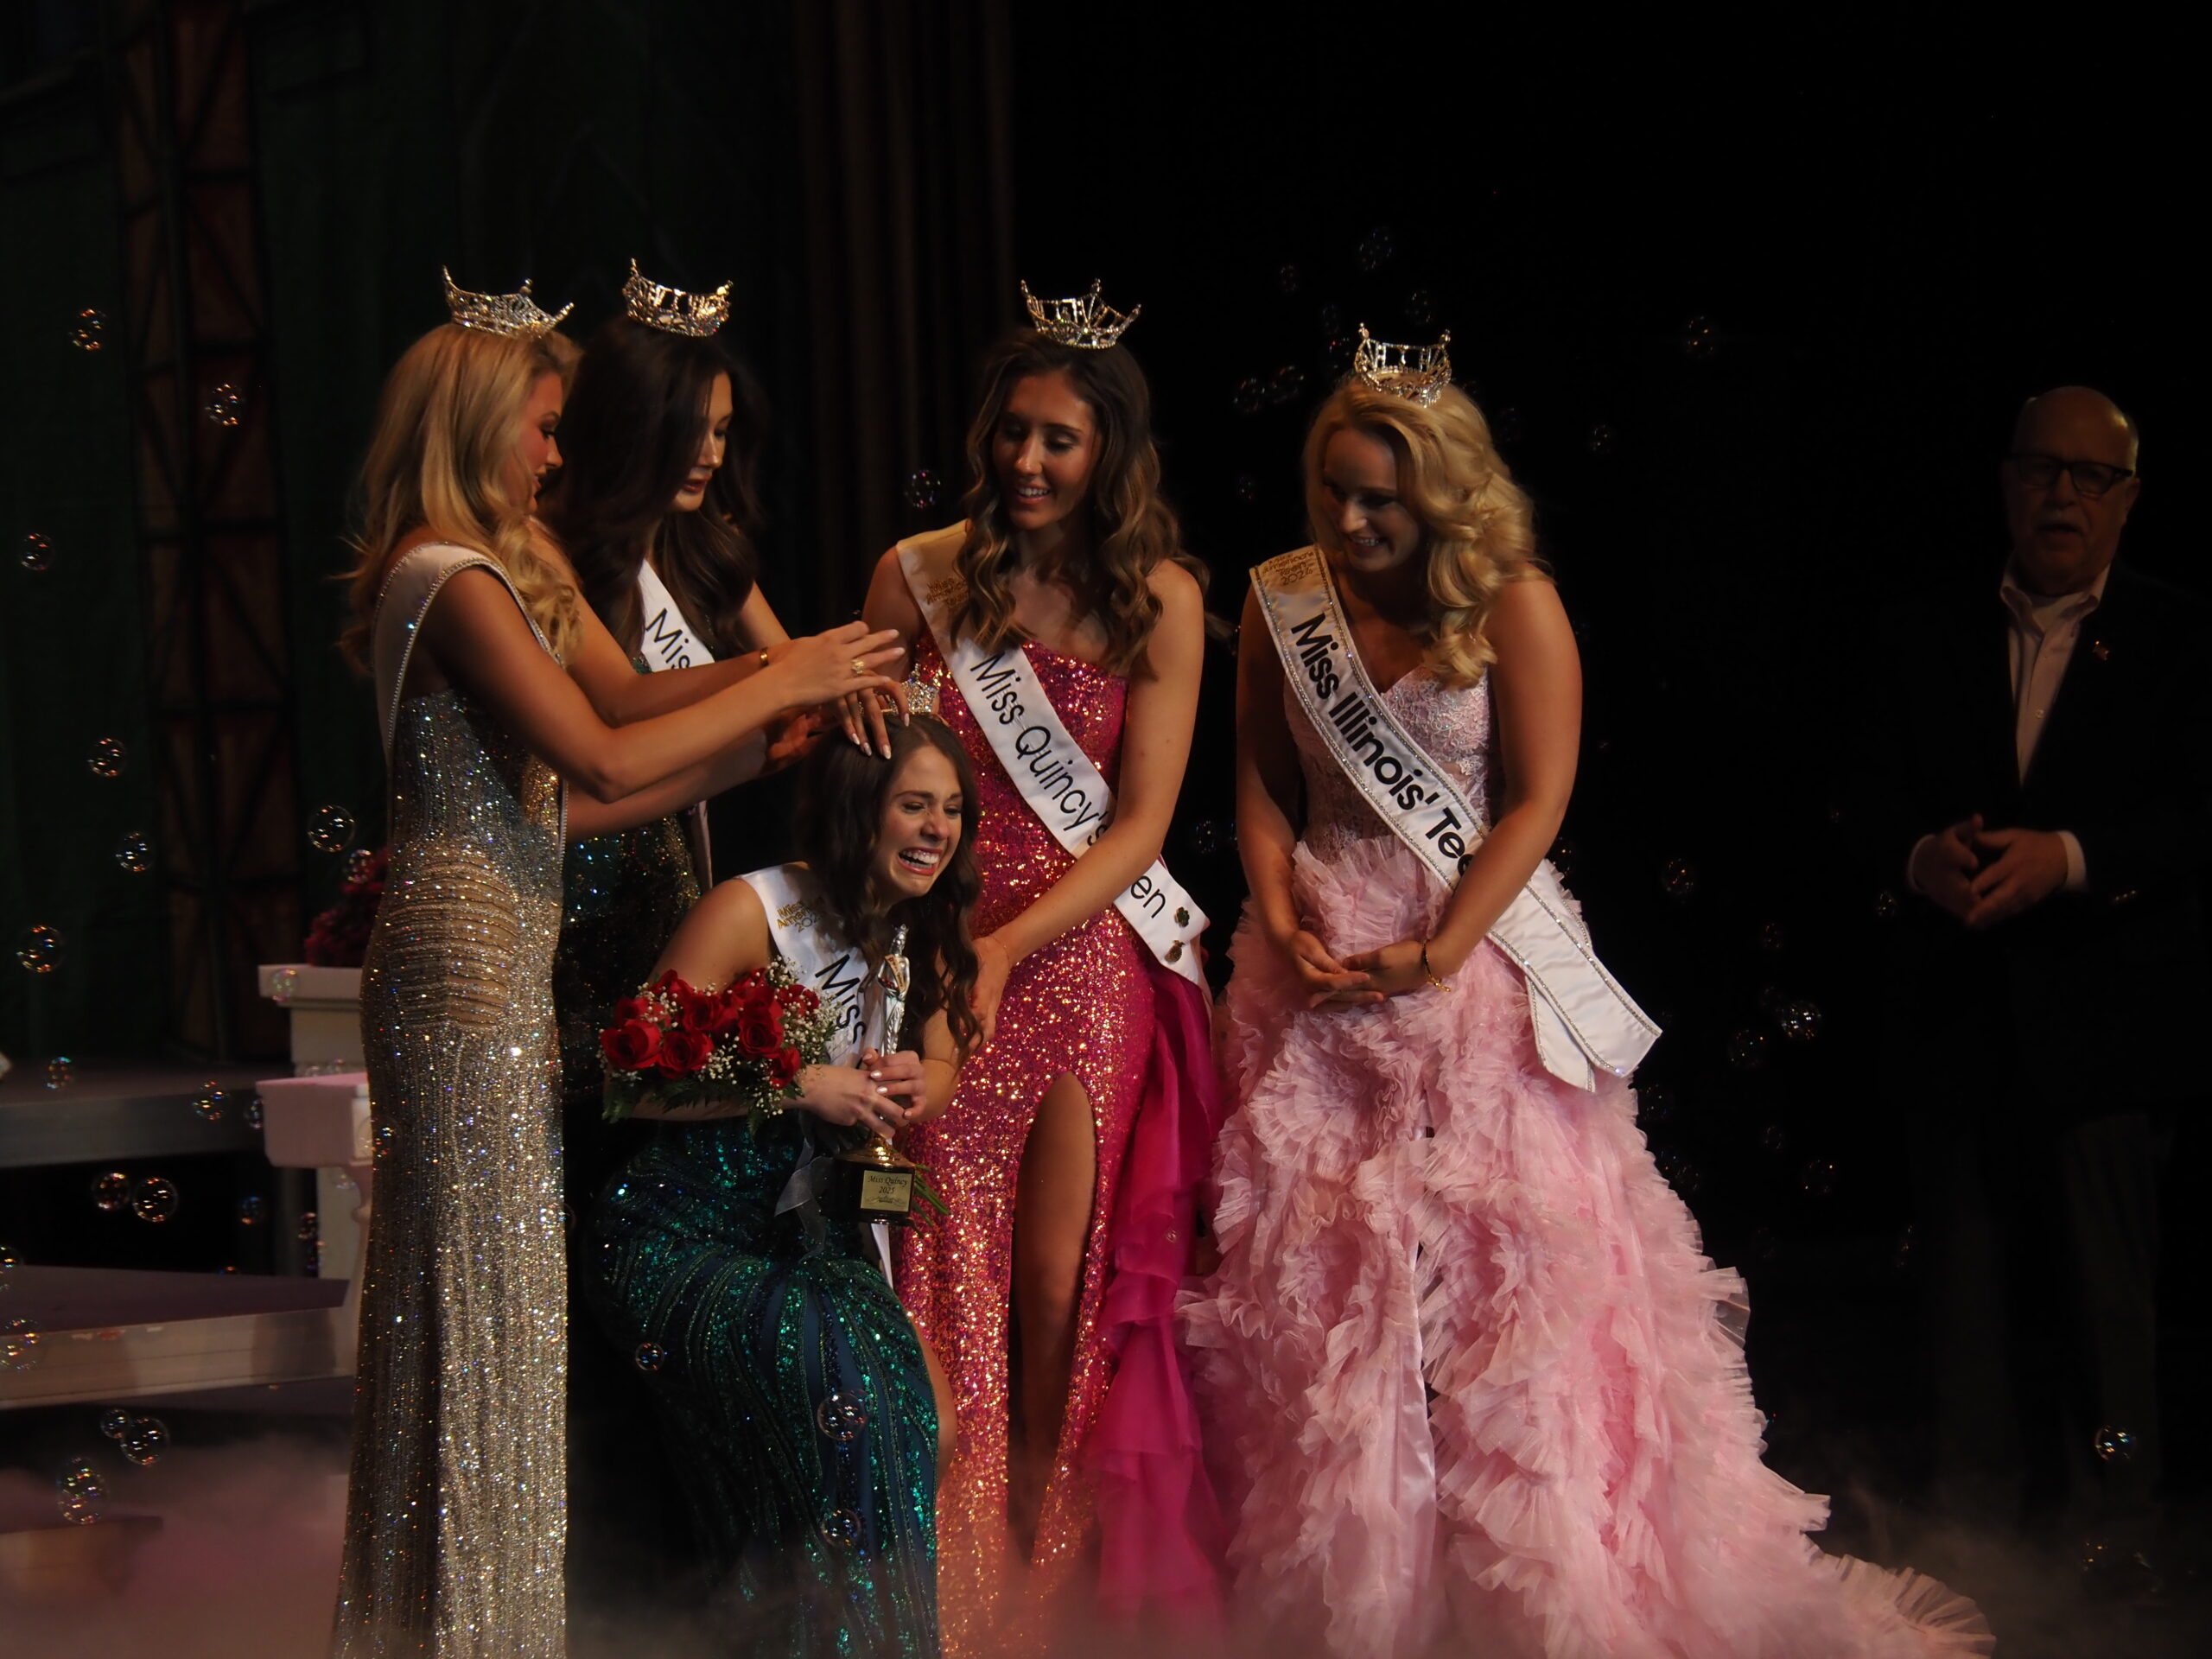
1021, 279, 1140, 350
1352, 324, 1452, 406
623, 260, 731, 337
442, 268, 573, 338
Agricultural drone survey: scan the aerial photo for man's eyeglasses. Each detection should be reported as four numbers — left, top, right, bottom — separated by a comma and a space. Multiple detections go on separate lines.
2006, 453, 2136, 498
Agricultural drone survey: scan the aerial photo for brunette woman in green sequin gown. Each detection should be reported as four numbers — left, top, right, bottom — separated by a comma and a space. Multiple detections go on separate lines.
588, 716, 981, 1658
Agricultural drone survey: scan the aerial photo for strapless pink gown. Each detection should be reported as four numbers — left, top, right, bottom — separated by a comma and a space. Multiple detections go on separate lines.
896, 634, 1224, 1651
1179, 668, 1990, 1659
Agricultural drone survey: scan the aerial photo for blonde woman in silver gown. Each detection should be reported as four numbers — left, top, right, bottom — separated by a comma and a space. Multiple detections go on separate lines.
335, 285, 904, 1658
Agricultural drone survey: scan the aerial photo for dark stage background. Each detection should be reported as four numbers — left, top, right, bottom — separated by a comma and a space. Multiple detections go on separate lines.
2, 0, 2204, 1605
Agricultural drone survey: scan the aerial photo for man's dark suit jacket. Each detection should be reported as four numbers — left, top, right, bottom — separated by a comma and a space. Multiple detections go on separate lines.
1878, 562, 2211, 1115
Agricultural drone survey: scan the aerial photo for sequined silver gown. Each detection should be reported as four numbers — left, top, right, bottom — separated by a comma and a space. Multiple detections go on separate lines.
335, 545, 568, 1657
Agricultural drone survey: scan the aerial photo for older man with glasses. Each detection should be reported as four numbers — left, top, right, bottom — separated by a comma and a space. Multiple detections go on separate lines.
1874, 385, 2208, 1592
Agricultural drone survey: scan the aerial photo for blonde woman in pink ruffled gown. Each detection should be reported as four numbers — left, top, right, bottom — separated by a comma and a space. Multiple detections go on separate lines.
1179, 374, 1992, 1659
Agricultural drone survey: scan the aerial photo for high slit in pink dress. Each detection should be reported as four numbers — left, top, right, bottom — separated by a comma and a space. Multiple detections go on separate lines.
896, 632, 1224, 1651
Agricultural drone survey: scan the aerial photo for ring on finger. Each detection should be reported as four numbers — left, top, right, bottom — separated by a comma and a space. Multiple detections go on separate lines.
850, 657, 868, 677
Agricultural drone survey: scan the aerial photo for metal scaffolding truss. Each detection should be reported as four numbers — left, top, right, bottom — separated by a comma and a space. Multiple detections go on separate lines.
105, 0, 296, 1058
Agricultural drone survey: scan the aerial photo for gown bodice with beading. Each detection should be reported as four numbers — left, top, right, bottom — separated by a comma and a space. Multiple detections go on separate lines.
334, 546, 568, 1659
1286, 664, 1497, 868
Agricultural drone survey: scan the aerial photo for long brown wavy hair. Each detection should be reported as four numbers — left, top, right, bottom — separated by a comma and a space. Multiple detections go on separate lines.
791, 715, 983, 1058
1302, 380, 1540, 685
951, 329, 1205, 677
340, 323, 582, 668
535, 316, 768, 658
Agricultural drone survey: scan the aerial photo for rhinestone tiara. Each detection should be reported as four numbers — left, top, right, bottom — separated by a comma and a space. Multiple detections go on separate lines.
1020, 279, 1140, 350
442, 268, 573, 338
1352, 324, 1452, 406
624, 259, 731, 337
900, 677, 940, 720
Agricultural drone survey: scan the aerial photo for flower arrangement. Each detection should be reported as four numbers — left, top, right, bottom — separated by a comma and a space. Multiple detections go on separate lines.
305, 848, 387, 966
601, 963, 839, 1122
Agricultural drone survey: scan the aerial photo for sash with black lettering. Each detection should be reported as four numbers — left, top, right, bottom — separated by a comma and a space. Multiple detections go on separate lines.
898, 529, 1208, 987
635, 558, 759, 886
1252, 546, 1659, 1089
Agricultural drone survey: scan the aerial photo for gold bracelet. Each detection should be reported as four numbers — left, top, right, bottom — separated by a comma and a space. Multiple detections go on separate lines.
757, 647, 772, 670
1419, 942, 1451, 992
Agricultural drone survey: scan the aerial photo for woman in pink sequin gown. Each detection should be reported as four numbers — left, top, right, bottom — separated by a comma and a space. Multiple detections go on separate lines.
867, 321, 1224, 1649
1179, 378, 1991, 1658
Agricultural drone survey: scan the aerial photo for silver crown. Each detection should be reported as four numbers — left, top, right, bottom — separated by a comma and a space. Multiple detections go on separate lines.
1021, 279, 1140, 350
442, 268, 574, 338
1352, 324, 1452, 406
900, 677, 940, 720
623, 260, 731, 337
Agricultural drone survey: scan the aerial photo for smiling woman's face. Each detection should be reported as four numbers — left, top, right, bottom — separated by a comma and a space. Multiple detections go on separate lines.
1318, 424, 1421, 573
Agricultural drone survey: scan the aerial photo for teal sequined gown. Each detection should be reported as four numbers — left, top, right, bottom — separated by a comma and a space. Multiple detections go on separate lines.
588, 1109, 940, 1656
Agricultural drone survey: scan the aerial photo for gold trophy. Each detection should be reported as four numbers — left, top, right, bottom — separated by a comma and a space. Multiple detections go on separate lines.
837, 927, 925, 1222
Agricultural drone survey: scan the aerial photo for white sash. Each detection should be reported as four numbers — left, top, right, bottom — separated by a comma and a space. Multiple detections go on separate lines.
637, 557, 715, 671
1252, 546, 1659, 1089
737, 864, 879, 1065
635, 558, 752, 887
897, 529, 1207, 987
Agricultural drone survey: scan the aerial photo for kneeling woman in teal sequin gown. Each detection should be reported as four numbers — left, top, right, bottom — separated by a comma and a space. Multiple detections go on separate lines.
589, 715, 980, 1657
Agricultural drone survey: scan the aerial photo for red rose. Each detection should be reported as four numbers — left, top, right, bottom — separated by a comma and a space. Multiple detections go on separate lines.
655, 1027, 713, 1077
702, 987, 745, 1034
674, 982, 719, 1034
601, 1019, 662, 1072
774, 982, 819, 1018
612, 995, 652, 1025
738, 1006, 785, 1058
770, 1046, 804, 1088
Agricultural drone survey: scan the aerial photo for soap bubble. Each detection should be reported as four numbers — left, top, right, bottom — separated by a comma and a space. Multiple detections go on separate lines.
1799, 1158, 1839, 1198
1874, 888, 1900, 920
194, 1084, 226, 1122
1234, 377, 1266, 416
1276, 264, 1301, 296
903, 467, 942, 512
1656, 1150, 1703, 1195
1727, 1029, 1768, 1070
1548, 838, 1578, 875
296, 1211, 319, 1243
18, 532, 52, 573
55, 1458, 103, 1525
1893, 1224, 1916, 1271
308, 804, 357, 854
821, 1508, 863, 1549
16, 925, 63, 974
2093, 1425, 2136, 1464
1233, 474, 1260, 505
86, 735, 127, 779
1758, 920, 1786, 954
1316, 303, 1344, 338
1759, 1123, 1787, 1154
98, 1406, 132, 1441
204, 383, 243, 426
343, 848, 377, 885
1357, 226, 1395, 270
0, 1240, 16, 1283
237, 1195, 265, 1226
815, 1390, 868, 1444
1682, 315, 1718, 359
1269, 364, 1306, 404
1660, 858, 1698, 901
1588, 423, 1617, 456
633, 1341, 667, 1373
69, 308, 105, 351
2, 1317, 40, 1370
114, 830, 153, 874
242, 1094, 264, 1129
118, 1415, 170, 1466
1778, 1001, 1823, 1043
267, 967, 298, 1005
1638, 1083, 1676, 1126
1191, 819, 1229, 858
131, 1175, 179, 1224
1404, 289, 1434, 327
46, 1056, 74, 1090
92, 1171, 130, 1211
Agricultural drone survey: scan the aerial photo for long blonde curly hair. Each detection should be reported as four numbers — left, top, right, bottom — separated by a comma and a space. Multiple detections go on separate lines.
950, 330, 1205, 677
1302, 380, 1539, 685
340, 323, 582, 669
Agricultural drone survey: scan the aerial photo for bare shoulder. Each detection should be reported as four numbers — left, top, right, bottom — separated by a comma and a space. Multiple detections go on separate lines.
1147, 556, 1204, 613
661, 874, 771, 987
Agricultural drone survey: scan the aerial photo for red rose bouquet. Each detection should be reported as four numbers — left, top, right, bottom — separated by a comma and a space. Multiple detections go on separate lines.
600, 962, 840, 1122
